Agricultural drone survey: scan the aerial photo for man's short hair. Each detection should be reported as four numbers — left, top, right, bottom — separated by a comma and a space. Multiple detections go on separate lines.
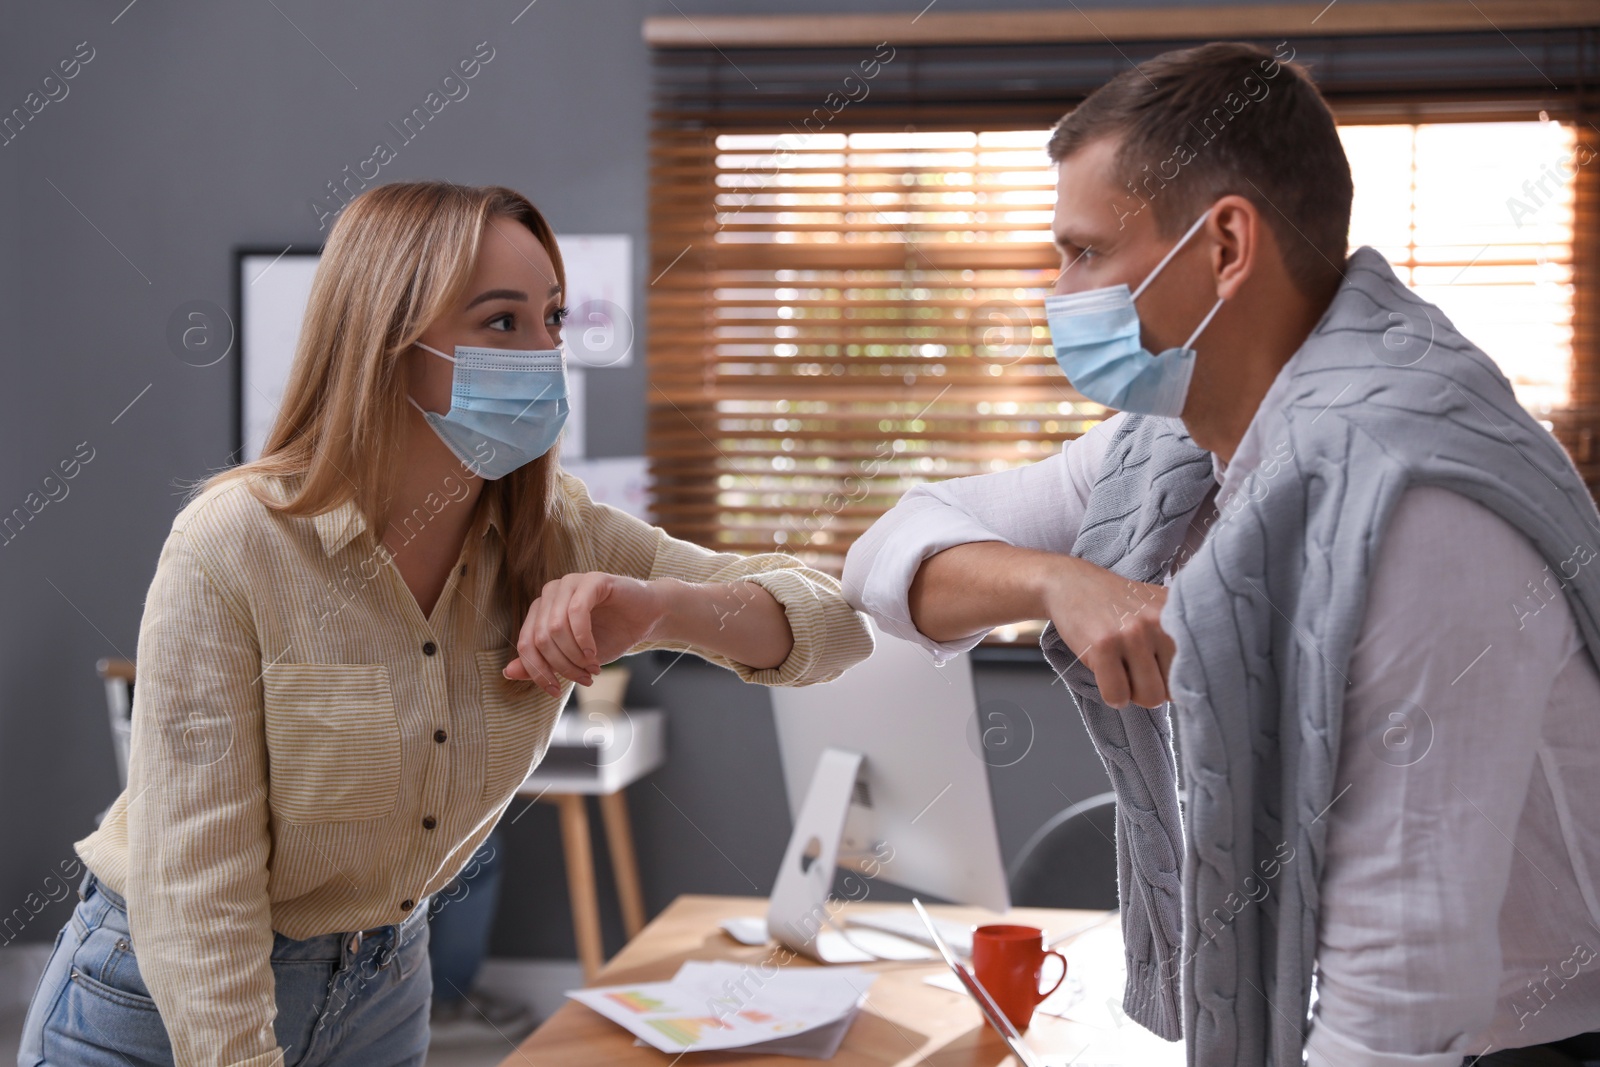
1048, 41, 1352, 297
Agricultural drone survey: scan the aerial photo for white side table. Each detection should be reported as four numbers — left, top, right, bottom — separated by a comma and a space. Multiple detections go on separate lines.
516, 707, 665, 979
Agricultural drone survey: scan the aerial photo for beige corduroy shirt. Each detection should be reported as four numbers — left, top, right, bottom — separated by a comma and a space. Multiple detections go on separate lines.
75, 468, 873, 1067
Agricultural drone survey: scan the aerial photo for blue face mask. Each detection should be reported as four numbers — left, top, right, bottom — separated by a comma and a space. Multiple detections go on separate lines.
407, 340, 569, 480
1043, 209, 1224, 417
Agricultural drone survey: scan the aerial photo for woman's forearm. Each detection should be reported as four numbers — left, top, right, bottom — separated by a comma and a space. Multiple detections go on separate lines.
651, 577, 793, 670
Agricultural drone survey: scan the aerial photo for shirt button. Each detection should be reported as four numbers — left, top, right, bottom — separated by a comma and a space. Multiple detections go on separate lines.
433, 728, 448, 743
400, 899, 415, 912
422, 641, 437, 656
422, 815, 437, 830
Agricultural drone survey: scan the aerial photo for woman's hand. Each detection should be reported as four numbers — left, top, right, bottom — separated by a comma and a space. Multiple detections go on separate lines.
505, 572, 667, 695
503, 574, 794, 695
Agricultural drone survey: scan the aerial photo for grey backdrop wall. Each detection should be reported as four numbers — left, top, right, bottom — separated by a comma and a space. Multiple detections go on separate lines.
0, 0, 1247, 959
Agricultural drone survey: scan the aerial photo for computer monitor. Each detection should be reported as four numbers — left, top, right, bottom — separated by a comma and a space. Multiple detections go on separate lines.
765, 622, 1010, 961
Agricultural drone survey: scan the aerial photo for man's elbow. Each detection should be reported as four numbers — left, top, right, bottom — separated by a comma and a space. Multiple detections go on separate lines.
839, 529, 876, 613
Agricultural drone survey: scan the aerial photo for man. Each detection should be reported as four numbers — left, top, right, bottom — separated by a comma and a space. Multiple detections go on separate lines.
843, 42, 1600, 1067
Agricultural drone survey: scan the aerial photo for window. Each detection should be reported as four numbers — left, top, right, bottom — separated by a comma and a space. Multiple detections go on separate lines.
648, 127, 1088, 575
649, 115, 1585, 575
1341, 120, 1577, 414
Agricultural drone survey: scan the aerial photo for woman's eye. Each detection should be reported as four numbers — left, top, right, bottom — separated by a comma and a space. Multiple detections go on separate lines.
486, 312, 514, 332
546, 305, 570, 328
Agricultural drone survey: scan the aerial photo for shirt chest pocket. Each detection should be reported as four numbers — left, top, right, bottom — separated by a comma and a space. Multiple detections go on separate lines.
476, 648, 560, 805
262, 663, 402, 824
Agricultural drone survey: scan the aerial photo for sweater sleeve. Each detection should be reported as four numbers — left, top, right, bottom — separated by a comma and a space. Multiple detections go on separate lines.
557, 472, 875, 686
123, 527, 283, 1067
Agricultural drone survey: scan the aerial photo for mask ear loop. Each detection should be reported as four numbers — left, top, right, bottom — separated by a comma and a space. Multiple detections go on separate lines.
1130, 208, 1215, 302
1182, 297, 1225, 351
415, 340, 457, 363
408, 341, 456, 416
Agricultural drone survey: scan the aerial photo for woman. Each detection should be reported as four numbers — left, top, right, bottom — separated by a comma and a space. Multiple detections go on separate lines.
18, 181, 874, 1067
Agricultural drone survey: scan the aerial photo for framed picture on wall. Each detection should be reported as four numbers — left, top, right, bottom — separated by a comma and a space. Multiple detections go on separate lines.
233, 245, 324, 464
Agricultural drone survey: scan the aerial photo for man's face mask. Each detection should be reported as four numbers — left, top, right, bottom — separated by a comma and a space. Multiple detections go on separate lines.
1043, 208, 1224, 417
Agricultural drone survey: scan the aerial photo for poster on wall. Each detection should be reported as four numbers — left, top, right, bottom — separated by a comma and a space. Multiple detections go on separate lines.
562, 456, 651, 521
563, 365, 586, 461
237, 248, 321, 463
558, 234, 634, 369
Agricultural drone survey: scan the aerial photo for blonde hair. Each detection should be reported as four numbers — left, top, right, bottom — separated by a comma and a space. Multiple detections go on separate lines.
212, 180, 572, 616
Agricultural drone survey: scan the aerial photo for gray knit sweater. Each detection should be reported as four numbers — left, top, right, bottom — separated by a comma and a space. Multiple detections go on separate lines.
1042, 247, 1600, 1065
1040, 417, 1212, 1040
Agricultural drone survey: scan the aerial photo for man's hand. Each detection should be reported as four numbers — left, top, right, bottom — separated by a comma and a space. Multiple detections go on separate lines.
909, 541, 1174, 709
1040, 561, 1173, 710
505, 572, 666, 695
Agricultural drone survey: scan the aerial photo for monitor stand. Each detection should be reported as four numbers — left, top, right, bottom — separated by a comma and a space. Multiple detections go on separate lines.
766, 747, 869, 963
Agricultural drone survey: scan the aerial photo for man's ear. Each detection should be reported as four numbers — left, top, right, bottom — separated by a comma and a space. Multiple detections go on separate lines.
1208, 194, 1260, 301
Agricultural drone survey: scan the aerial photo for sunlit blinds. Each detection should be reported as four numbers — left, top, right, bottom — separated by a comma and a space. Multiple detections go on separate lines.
1341, 120, 1577, 413
647, 128, 1093, 574
648, 30, 1600, 563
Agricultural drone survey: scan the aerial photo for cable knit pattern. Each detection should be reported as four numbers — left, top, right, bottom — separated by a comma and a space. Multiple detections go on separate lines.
1040, 417, 1216, 1040
1049, 247, 1600, 1066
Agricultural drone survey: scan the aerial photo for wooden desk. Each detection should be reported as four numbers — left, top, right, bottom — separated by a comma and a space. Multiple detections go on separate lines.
507, 894, 1180, 1066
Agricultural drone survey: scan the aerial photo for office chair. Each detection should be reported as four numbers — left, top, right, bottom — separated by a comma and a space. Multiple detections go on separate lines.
1007, 791, 1120, 911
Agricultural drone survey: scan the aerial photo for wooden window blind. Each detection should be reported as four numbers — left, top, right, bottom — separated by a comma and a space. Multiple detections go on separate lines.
648, 128, 1087, 574
648, 23, 1600, 573
1341, 120, 1578, 414
1556, 120, 1600, 489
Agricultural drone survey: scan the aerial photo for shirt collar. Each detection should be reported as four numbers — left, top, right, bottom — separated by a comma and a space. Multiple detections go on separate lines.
310, 484, 504, 557
311, 499, 368, 556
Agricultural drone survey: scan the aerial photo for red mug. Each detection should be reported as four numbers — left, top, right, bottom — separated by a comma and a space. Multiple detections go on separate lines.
970, 924, 1067, 1032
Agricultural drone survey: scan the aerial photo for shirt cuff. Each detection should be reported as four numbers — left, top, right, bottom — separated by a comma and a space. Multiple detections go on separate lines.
843, 501, 1007, 664
728, 568, 874, 687
227, 1050, 285, 1067
1306, 1014, 1473, 1067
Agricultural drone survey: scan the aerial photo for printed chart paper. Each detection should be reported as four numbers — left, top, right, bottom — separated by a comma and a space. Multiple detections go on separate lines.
569, 960, 875, 1056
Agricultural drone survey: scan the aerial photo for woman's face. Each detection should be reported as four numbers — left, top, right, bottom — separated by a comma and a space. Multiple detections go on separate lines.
407, 218, 567, 415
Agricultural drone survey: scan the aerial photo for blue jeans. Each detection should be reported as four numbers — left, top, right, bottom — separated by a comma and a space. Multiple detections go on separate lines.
17, 869, 432, 1067
426, 826, 503, 1004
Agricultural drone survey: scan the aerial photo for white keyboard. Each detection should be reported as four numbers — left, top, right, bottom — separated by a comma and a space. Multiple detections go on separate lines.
719, 909, 977, 961
845, 908, 975, 958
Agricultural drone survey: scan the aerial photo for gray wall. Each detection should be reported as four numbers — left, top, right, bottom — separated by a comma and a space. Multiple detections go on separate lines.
0, 0, 1149, 960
